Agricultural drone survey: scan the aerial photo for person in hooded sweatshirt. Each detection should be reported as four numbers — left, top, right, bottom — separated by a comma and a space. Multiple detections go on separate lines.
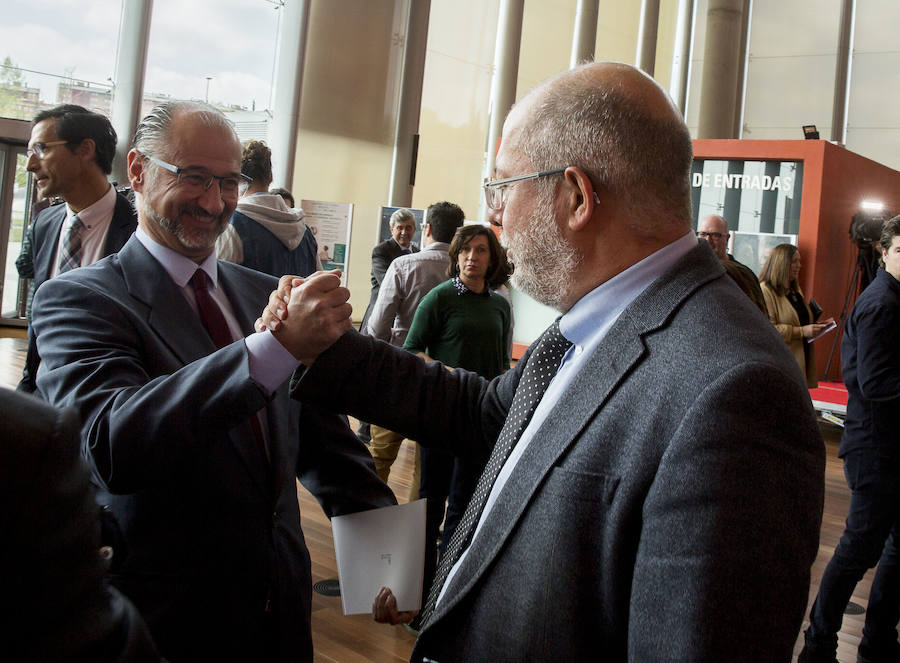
216, 140, 321, 277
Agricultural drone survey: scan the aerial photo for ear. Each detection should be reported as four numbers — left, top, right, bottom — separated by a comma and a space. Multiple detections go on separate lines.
75, 138, 96, 163
127, 149, 145, 193
563, 166, 597, 232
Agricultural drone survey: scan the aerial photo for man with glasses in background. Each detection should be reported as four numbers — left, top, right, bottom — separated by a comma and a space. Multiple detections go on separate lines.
30, 100, 395, 662
697, 213, 766, 313
15, 104, 137, 392
274, 62, 825, 661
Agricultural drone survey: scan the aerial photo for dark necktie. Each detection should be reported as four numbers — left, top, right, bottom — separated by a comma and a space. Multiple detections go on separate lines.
190, 269, 269, 462
419, 320, 573, 625
190, 269, 233, 348
57, 216, 85, 274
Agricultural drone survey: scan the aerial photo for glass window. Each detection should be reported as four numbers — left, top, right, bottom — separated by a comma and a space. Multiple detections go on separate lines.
1, 149, 31, 320
845, 3, 900, 172
742, 0, 842, 140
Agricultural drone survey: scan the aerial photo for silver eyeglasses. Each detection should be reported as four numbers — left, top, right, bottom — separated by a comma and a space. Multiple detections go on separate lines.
146, 155, 251, 199
26, 140, 70, 160
483, 168, 566, 211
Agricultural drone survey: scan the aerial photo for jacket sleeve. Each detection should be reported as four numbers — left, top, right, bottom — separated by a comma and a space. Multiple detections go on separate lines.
762, 284, 795, 343
366, 260, 402, 340
32, 276, 270, 493
291, 330, 523, 465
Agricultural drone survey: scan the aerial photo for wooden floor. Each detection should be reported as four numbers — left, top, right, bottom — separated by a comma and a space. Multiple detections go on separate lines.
0, 333, 883, 661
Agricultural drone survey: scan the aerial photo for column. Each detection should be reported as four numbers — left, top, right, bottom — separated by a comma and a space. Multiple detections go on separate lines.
732, 0, 752, 138
570, 0, 599, 68
269, 0, 312, 190
635, 0, 660, 75
481, 0, 525, 220
831, 0, 855, 145
668, 0, 695, 116
110, 0, 153, 186
388, 0, 431, 208
697, 0, 744, 138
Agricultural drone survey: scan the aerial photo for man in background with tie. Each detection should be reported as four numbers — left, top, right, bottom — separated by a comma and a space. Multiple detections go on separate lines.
274, 62, 826, 661
16, 104, 137, 392
31, 100, 395, 662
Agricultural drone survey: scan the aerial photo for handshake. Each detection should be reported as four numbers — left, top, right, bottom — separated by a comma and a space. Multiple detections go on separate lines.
254, 270, 353, 365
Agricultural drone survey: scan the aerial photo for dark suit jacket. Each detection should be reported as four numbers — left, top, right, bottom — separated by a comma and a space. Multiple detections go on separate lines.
17, 192, 137, 392
0, 387, 160, 663
31, 235, 396, 662
359, 238, 418, 332
292, 242, 826, 662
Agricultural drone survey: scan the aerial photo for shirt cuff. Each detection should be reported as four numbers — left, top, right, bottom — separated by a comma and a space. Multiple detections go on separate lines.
245, 329, 300, 395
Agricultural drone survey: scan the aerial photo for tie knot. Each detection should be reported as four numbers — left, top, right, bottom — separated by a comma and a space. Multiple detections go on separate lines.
539, 320, 572, 359
190, 269, 210, 293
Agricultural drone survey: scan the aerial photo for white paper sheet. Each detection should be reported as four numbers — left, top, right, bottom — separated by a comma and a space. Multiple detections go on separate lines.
331, 498, 426, 615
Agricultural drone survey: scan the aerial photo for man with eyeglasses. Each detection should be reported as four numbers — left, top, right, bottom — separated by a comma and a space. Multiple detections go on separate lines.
269, 62, 825, 662
697, 213, 766, 313
15, 104, 137, 392
30, 100, 395, 662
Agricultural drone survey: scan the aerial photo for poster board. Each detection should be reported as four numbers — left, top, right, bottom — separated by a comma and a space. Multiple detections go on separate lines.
730, 231, 797, 276
301, 199, 354, 282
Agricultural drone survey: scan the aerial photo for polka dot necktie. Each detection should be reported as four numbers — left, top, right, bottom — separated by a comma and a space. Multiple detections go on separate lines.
419, 319, 572, 625
56, 216, 85, 274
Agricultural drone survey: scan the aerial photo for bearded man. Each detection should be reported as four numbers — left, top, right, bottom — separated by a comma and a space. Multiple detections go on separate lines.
30, 100, 395, 662
262, 62, 826, 663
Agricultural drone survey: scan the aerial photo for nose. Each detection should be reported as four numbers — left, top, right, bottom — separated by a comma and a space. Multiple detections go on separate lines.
197, 180, 227, 215
488, 207, 503, 228
26, 152, 39, 172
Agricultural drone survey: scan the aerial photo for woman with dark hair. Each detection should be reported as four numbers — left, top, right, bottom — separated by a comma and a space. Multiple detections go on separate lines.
759, 243, 831, 387
402, 223, 513, 629
216, 140, 320, 277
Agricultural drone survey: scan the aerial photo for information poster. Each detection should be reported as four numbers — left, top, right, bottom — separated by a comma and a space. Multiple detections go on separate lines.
301, 200, 354, 282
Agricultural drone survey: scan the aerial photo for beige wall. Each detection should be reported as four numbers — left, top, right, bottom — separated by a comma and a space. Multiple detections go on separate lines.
289, 0, 900, 334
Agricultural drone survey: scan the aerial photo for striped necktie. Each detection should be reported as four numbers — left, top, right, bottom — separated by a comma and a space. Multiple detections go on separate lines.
57, 216, 85, 274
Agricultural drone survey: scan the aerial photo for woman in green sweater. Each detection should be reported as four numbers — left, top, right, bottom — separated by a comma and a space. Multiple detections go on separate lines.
403, 224, 513, 628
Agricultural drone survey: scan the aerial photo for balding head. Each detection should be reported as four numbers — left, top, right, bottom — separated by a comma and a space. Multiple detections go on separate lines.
507, 62, 693, 234
697, 214, 730, 260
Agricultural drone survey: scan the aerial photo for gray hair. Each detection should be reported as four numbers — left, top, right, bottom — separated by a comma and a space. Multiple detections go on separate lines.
132, 100, 237, 159
389, 208, 416, 227
514, 64, 693, 232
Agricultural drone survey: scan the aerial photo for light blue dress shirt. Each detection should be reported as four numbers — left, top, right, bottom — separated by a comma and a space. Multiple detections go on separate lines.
437, 230, 698, 605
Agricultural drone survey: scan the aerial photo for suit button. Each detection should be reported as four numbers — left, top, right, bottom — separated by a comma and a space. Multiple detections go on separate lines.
272, 511, 278, 527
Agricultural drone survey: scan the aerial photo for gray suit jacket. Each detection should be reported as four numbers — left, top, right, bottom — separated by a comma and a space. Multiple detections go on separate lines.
17, 192, 137, 392
32, 235, 396, 662
292, 242, 825, 662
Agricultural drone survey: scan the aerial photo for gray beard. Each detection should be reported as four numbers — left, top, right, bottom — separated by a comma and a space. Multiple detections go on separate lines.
501, 189, 582, 311
142, 199, 228, 253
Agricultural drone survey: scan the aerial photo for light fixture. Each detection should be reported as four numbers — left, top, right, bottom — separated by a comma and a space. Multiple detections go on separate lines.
802, 125, 819, 140
860, 200, 885, 211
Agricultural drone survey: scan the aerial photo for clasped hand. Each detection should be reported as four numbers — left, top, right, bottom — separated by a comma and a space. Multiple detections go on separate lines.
255, 270, 352, 365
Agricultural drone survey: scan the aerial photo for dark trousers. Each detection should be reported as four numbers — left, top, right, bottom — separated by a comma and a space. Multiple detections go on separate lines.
806, 450, 900, 652
418, 447, 480, 605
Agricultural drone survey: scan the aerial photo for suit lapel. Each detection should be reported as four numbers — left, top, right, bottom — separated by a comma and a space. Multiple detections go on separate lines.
117, 238, 272, 493
101, 194, 137, 256
118, 237, 215, 366
34, 206, 67, 283
429, 243, 724, 624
